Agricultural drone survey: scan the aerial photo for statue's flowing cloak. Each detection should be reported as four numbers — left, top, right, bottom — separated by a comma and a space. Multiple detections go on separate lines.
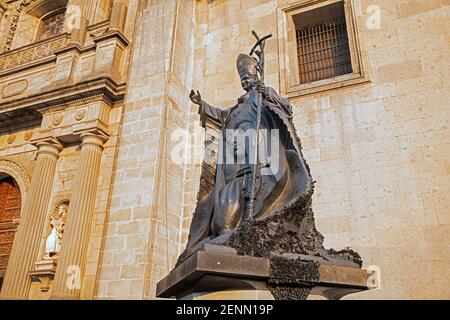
182, 87, 314, 256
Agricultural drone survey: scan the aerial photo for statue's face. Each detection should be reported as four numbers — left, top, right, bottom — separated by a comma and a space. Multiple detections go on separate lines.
58, 205, 67, 217
241, 74, 257, 91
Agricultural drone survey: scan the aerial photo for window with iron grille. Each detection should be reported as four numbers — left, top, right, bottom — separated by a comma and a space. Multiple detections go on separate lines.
38, 9, 66, 41
294, 1, 352, 84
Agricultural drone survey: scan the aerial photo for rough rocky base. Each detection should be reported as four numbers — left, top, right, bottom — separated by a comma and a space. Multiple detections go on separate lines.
267, 255, 319, 300
222, 210, 362, 269
268, 285, 313, 300
178, 189, 362, 270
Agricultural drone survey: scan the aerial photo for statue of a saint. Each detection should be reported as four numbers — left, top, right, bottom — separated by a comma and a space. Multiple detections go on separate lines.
43, 203, 67, 260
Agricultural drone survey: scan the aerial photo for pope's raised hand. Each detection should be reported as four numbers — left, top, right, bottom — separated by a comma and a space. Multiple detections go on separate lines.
190, 90, 202, 105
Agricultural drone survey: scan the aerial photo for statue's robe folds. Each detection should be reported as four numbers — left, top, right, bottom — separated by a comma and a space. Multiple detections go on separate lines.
182, 87, 314, 258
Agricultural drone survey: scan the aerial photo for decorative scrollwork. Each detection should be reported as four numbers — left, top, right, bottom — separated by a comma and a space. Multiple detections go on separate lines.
0, 159, 31, 193
3, 0, 35, 52
0, 34, 67, 71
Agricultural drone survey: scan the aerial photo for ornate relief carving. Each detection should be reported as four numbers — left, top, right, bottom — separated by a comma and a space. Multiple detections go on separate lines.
3, 0, 35, 51
24, 130, 33, 141
0, 34, 67, 71
52, 113, 63, 126
6, 134, 16, 144
1, 79, 28, 98
0, 160, 31, 193
75, 109, 86, 121
89, 24, 109, 39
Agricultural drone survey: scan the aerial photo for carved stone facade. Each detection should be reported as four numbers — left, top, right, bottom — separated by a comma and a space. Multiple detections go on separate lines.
0, 0, 449, 300
0, 0, 134, 300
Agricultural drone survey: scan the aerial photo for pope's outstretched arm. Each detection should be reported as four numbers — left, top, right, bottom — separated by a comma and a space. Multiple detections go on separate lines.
190, 90, 226, 127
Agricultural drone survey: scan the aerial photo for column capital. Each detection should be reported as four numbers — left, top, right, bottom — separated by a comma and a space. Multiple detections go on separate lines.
32, 138, 64, 158
79, 131, 109, 150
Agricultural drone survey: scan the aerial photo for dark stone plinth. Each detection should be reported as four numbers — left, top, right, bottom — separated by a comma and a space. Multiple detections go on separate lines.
156, 248, 375, 300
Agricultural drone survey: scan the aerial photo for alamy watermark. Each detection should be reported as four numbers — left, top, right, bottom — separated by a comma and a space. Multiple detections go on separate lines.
171, 127, 281, 176
66, 265, 81, 290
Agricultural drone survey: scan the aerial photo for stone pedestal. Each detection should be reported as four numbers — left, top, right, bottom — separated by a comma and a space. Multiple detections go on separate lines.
157, 248, 376, 300
29, 260, 58, 293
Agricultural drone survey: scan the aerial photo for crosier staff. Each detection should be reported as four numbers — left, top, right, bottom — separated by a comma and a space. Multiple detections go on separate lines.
246, 30, 273, 222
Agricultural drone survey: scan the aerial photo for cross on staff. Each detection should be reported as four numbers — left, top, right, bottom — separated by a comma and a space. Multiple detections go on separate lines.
246, 30, 273, 222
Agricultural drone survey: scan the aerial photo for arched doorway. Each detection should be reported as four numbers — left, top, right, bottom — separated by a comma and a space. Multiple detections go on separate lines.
0, 176, 22, 290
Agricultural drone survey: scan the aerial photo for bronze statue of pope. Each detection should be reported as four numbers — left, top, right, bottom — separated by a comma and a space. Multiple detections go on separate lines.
185, 53, 313, 254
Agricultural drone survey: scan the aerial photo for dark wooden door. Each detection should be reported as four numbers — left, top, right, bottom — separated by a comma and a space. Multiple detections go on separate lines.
0, 177, 21, 288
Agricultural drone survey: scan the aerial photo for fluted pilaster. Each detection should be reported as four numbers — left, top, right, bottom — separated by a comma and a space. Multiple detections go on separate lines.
0, 140, 63, 300
109, 0, 128, 32
51, 133, 107, 299
67, 0, 89, 47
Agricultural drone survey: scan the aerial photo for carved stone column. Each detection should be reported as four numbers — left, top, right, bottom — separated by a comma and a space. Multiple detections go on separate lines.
0, 139, 63, 300
91, 0, 130, 84
51, 132, 107, 299
49, 0, 89, 86
67, 0, 89, 47
109, 0, 128, 32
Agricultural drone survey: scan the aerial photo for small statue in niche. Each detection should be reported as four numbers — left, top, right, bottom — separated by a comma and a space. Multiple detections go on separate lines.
43, 202, 68, 260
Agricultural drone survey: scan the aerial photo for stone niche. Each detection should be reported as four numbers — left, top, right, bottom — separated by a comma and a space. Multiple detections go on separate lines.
29, 199, 69, 296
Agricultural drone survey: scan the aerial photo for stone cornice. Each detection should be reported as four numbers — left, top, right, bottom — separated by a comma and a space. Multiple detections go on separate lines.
0, 77, 125, 135
0, 76, 126, 112
93, 30, 130, 47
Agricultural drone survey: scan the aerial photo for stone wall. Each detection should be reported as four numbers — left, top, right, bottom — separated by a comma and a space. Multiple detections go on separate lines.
294, 0, 449, 299
96, 0, 196, 300
179, 0, 450, 299
1, 0, 447, 300
0, 101, 123, 300
0, 0, 134, 300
